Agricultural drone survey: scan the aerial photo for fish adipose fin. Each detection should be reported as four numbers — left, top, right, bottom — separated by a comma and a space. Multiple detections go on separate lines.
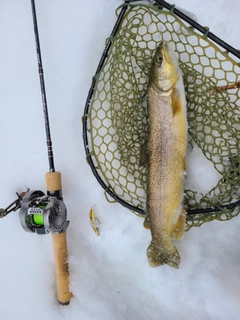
147, 243, 180, 269
183, 156, 187, 172
171, 87, 182, 116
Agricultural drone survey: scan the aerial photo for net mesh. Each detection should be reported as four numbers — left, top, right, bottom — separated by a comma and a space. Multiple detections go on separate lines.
85, 2, 240, 230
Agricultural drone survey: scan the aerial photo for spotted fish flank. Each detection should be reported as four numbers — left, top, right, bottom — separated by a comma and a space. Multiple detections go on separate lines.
145, 41, 188, 268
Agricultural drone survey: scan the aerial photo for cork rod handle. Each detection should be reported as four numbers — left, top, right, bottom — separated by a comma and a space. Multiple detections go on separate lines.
45, 171, 73, 305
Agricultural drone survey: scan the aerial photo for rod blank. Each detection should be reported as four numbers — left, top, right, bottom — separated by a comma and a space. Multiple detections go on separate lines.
31, 0, 55, 172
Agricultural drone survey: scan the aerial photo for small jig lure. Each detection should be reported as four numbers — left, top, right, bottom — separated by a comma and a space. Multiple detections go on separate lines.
89, 207, 101, 236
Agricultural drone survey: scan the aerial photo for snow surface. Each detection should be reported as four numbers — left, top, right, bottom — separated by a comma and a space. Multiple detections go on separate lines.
1, 1, 240, 319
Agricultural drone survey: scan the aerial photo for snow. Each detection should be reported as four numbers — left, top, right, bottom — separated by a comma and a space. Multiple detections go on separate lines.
186, 141, 222, 195
1, 0, 240, 319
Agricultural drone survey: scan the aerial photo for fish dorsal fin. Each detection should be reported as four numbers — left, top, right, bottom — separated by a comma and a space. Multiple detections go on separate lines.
171, 87, 182, 116
139, 140, 148, 166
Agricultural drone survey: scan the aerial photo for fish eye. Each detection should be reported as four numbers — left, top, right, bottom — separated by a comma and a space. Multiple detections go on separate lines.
155, 54, 163, 65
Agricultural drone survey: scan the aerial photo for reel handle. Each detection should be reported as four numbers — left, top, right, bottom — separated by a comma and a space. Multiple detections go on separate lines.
45, 172, 73, 305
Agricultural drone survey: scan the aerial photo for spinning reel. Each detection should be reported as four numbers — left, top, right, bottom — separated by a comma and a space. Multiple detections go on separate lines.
0, 189, 69, 235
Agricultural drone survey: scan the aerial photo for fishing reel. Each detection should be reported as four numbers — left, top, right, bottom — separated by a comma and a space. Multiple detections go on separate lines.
0, 189, 69, 235
20, 189, 69, 234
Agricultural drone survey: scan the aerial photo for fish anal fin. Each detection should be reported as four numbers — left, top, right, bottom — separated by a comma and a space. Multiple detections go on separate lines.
143, 216, 150, 229
147, 243, 180, 269
172, 87, 182, 116
171, 208, 186, 240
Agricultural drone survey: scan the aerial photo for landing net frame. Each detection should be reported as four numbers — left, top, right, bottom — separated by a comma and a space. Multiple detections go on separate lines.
83, 0, 240, 229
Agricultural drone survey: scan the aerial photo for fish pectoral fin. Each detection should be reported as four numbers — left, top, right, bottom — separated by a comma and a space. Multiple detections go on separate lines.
147, 243, 180, 269
171, 208, 186, 240
171, 87, 182, 116
143, 215, 150, 229
139, 140, 148, 166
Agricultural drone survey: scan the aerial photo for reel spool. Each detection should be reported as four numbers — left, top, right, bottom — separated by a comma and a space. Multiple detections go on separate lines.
19, 190, 69, 235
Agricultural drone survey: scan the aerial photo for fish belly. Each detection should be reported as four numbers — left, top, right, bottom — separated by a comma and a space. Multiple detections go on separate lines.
146, 82, 187, 268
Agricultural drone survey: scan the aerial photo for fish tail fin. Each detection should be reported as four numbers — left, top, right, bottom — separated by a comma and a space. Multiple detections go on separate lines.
147, 243, 180, 269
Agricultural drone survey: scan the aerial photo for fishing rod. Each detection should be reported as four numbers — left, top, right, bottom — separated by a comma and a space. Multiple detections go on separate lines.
0, 0, 72, 305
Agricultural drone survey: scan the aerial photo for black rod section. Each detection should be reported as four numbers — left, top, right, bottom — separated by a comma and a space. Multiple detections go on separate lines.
154, 0, 240, 60
31, 0, 55, 172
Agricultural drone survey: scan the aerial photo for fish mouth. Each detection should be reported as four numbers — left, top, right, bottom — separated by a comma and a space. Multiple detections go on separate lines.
149, 41, 180, 93
160, 41, 179, 88
159, 41, 171, 64
159, 41, 168, 50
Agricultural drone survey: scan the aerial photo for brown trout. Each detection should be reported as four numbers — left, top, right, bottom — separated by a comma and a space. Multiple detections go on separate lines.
145, 41, 187, 268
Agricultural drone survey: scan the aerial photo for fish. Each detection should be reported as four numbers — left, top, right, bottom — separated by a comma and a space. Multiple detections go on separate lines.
144, 41, 188, 268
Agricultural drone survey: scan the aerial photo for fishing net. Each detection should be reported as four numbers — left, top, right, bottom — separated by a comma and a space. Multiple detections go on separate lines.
83, 1, 240, 230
